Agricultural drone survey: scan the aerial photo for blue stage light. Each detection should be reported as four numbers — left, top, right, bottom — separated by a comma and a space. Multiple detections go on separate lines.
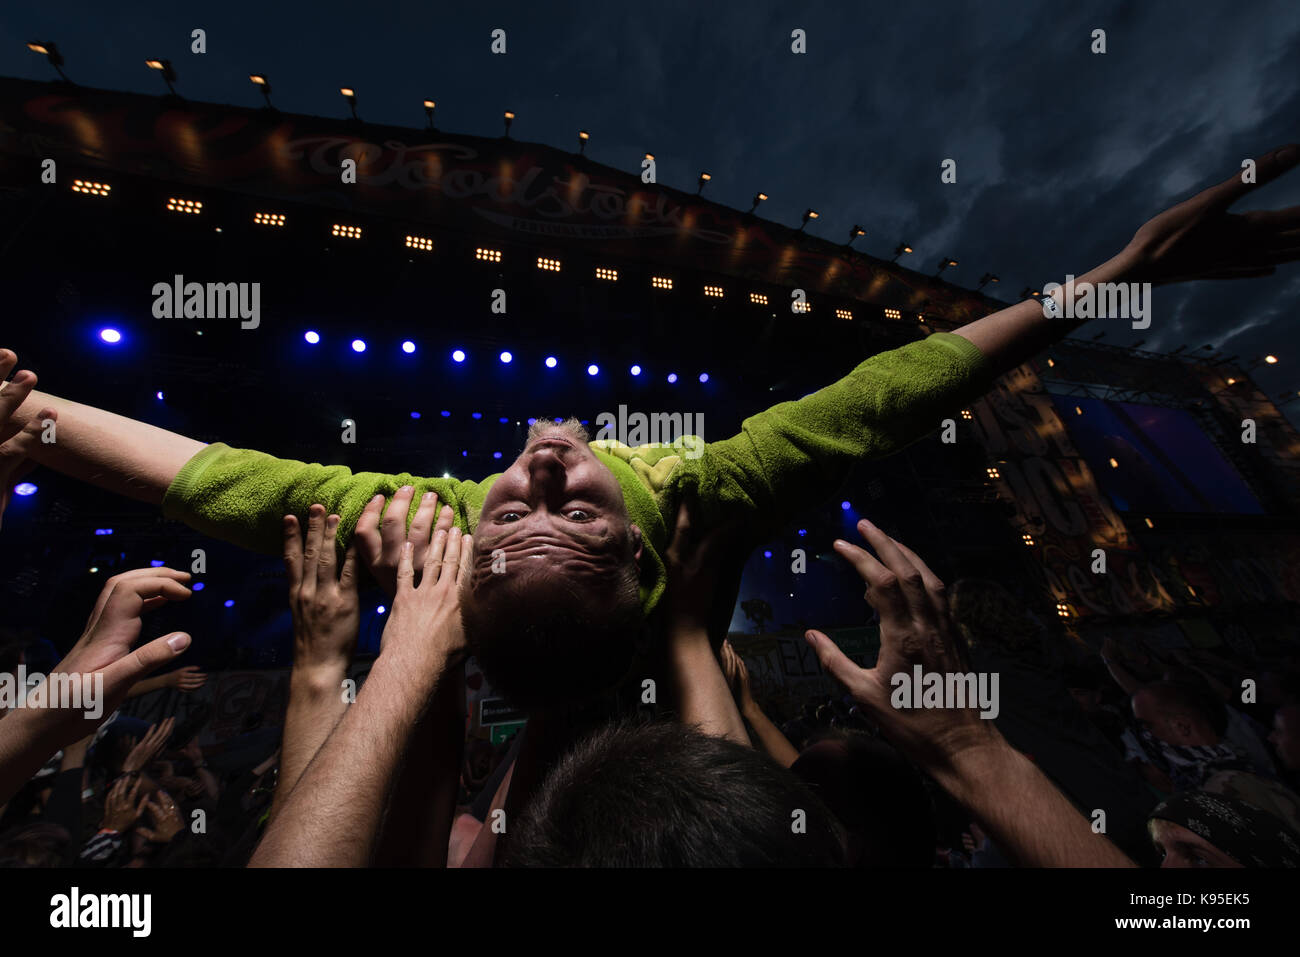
797, 529, 807, 537
410, 411, 421, 419
304, 330, 320, 344
764, 550, 773, 558
500, 351, 513, 364
192, 582, 204, 591
377, 605, 387, 615
156, 391, 164, 400
223, 599, 235, 608
630, 365, 642, 376
587, 364, 599, 376
493, 451, 503, 459
440, 410, 451, 417
498, 417, 509, 424
841, 501, 851, 510
351, 339, 366, 353
94, 529, 113, 536
667, 373, 678, 384
452, 349, 466, 363
99, 328, 122, 344
545, 356, 557, 368
527, 417, 537, 425
150, 560, 165, 567
699, 373, 709, 383
471, 412, 482, 420
14, 483, 37, 496
402, 340, 416, 354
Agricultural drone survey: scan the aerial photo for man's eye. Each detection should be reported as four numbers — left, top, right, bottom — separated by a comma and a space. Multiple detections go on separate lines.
501, 511, 524, 522
565, 509, 593, 521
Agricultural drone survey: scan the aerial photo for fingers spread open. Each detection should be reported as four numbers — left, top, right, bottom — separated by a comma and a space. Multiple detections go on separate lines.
282, 515, 303, 592
355, 494, 386, 565
409, 490, 438, 545
382, 486, 416, 546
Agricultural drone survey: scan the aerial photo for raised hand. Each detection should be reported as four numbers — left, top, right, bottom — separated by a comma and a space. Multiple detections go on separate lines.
356, 488, 454, 599
1124, 144, 1300, 285
0, 349, 54, 530
121, 718, 176, 774
168, 665, 207, 692
283, 505, 360, 675
379, 524, 471, 672
101, 775, 150, 833
804, 519, 997, 771
137, 790, 185, 844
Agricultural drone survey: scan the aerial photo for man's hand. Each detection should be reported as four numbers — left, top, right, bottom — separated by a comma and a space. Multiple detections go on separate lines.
284, 505, 360, 675
804, 519, 998, 772
1123, 144, 1300, 286
167, 666, 207, 692
0, 349, 54, 531
122, 718, 176, 774
41, 570, 193, 746
661, 500, 744, 635
101, 775, 150, 833
137, 790, 185, 844
356, 488, 454, 599
720, 639, 754, 710
379, 525, 471, 671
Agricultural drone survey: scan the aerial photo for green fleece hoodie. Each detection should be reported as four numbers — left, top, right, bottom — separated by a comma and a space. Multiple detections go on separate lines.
163, 332, 990, 630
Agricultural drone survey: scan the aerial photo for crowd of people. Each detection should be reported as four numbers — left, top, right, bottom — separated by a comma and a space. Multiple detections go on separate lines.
2, 144, 1300, 867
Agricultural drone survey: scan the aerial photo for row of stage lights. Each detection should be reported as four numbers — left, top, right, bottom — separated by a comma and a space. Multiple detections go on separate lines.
27, 42, 1012, 291
68, 180, 874, 320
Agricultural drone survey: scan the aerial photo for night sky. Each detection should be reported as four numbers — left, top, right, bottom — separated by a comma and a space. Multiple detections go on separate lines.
3, 0, 1300, 407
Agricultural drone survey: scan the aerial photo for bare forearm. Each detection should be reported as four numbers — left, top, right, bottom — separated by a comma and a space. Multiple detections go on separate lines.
18, 389, 205, 505
741, 699, 800, 768
952, 250, 1137, 378
933, 738, 1135, 867
270, 665, 350, 823
250, 654, 441, 867
668, 633, 750, 746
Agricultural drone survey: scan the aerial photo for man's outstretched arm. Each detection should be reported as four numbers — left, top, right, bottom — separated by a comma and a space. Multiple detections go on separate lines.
682, 144, 1300, 532
14, 387, 205, 505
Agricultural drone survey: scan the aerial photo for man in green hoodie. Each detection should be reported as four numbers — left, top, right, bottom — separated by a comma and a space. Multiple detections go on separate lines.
6, 145, 1299, 708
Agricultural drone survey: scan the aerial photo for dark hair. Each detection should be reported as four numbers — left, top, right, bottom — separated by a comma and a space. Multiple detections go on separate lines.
504, 721, 847, 867
463, 569, 645, 711
0, 822, 70, 868
791, 733, 935, 868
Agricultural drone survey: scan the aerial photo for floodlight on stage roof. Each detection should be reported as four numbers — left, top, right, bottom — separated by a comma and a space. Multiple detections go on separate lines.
249, 74, 273, 107
146, 58, 177, 94
27, 41, 70, 81
578, 130, 589, 155
503, 110, 514, 137
340, 87, 358, 120
697, 172, 711, 194
749, 192, 768, 213
424, 99, 436, 129
798, 209, 818, 231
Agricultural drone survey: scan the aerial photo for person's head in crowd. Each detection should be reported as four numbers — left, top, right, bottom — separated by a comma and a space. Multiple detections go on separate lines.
461, 418, 646, 711
1270, 700, 1300, 772
791, 733, 935, 868
505, 721, 847, 867
1131, 681, 1222, 747
0, 822, 70, 868
948, 579, 1041, 656
1148, 791, 1300, 867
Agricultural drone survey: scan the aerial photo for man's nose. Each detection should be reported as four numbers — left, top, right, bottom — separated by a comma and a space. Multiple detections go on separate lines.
527, 446, 567, 485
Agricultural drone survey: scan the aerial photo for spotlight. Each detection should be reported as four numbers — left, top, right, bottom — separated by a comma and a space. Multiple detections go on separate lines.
846, 225, 865, 247
304, 330, 320, 344
340, 87, 358, 120
748, 191, 768, 213
696, 172, 711, 194
156, 391, 164, 400
14, 482, 37, 496
351, 339, 366, 353
99, 328, 122, 344
499, 351, 512, 364
503, 110, 514, 137
223, 599, 235, 608
545, 356, 558, 368
192, 582, 204, 591
499, 417, 509, 424
630, 365, 641, 376
935, 257, 958, 276
423, 99, 436, 130
698, 373, 709, 383
587, 364, 599, 376
578, 130, 589, 155
410, 412, 421, 419
452, 349, 466, 363
976, 272, 1000, 290
667, 373, 678, 384
841, 501, 851, 510
798, 209, 819, 231
249, 74, 273, 107
27, 41, 70, 82
891, 243, 913, 262
440, 410, 451, 417
493, 451, 503, 459
402, 340, 416, 354
145, 58, 177, 94
377, 605, 386, 615
471, 412, 482, 420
